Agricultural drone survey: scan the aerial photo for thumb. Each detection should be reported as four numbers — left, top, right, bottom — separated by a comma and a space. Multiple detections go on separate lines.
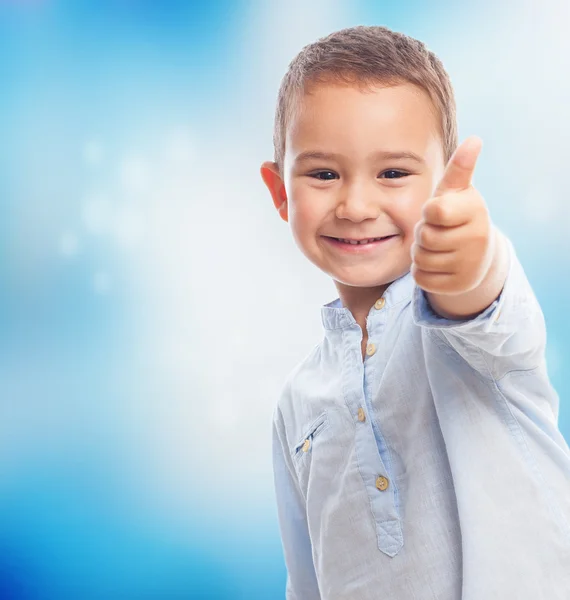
434, 135, 483, 195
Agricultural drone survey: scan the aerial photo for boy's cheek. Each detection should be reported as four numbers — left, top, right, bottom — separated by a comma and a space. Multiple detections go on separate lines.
287, 204, 310, 235
289, 193, 320, 222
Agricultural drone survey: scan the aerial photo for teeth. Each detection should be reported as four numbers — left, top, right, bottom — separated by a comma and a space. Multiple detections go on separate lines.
339, 237, 384, 244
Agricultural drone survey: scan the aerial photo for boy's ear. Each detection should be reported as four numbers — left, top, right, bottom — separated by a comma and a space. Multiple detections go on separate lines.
260, 161, 288, 222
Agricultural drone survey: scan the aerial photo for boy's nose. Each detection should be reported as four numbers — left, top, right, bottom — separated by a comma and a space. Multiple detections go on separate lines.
335, 185, 383, 223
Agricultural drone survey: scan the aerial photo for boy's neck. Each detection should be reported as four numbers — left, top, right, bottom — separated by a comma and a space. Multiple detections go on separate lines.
335, 281, 391, 332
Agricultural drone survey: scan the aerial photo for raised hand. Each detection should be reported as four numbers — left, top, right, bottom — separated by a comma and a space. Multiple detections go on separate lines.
411, 136, 496, 297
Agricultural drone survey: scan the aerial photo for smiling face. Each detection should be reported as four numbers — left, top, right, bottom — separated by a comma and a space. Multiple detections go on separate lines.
262, 80, 447, 298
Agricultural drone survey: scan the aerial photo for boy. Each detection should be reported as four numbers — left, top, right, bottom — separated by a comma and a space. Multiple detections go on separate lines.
260, 25, 570, 600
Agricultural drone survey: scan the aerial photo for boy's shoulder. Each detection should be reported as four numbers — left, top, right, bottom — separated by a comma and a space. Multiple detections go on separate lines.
279, 340, 323, 397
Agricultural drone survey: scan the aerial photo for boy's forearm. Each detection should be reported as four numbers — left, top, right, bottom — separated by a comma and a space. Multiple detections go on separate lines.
426, 228, 510, 321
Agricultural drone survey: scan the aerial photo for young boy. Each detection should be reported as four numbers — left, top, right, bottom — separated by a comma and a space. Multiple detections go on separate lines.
260, 25, 570, 600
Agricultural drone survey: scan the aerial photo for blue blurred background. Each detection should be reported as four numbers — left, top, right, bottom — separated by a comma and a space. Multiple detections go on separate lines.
1, 0, 568, 598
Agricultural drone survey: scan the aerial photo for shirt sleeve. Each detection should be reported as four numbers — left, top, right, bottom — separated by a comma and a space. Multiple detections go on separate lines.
272, 406, 321, 600
412, 235, 546, 380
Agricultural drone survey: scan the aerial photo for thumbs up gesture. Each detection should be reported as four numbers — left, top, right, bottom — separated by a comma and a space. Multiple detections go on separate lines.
411, 136, 508, 318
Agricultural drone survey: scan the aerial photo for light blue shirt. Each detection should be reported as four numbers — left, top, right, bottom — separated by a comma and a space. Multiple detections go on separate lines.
272, 237, 570, 600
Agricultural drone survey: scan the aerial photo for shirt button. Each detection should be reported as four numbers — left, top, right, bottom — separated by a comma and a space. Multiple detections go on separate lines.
366, 343, 376, 357
376, 476, 389, 491
302, 439, 311, 452
357, 407, 366, 422
374, 297, 386, 310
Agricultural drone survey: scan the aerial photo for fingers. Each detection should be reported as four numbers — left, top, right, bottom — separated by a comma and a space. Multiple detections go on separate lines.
434, 135, 482, 196
422, 192, 474, 228
410, 268, 458, 295
414, 220, 466, 252
411, 243, 456, 273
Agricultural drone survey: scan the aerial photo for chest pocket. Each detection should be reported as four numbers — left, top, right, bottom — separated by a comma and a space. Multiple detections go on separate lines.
291, 412, 329, 500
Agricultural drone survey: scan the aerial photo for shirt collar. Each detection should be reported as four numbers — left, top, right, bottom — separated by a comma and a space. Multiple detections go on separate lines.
320, 270, 415, 331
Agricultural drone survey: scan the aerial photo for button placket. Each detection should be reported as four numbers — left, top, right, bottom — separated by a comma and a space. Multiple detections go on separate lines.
361, 303, 403, 556
365, 296, 385, 359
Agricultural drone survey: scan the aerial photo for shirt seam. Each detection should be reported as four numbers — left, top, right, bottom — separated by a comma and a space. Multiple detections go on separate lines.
426, 328, 493, 385
495, 364, 543, 382
429, 326, 542, 382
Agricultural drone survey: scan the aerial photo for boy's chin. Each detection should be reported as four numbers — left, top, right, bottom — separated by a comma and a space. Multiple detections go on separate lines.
330, 266, 410, 290
333, 277, 393, 290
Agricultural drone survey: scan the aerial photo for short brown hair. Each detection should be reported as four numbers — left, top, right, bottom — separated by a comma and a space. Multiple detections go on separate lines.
272, 25, 457, 172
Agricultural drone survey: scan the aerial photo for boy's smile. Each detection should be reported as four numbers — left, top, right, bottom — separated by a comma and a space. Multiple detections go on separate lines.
321, 233, 399, 252
262, 81, 446, 303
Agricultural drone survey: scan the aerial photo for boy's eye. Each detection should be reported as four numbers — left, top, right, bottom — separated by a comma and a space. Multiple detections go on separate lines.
309, 170, 338, 181
307, 169, 409, 181
379, 170, 409, 179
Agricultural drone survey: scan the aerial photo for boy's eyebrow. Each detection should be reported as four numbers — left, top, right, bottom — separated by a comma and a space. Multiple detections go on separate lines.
293, 150, 426, 164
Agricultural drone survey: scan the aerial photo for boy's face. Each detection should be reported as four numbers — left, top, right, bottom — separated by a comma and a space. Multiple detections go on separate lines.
261, 81, 446, 293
